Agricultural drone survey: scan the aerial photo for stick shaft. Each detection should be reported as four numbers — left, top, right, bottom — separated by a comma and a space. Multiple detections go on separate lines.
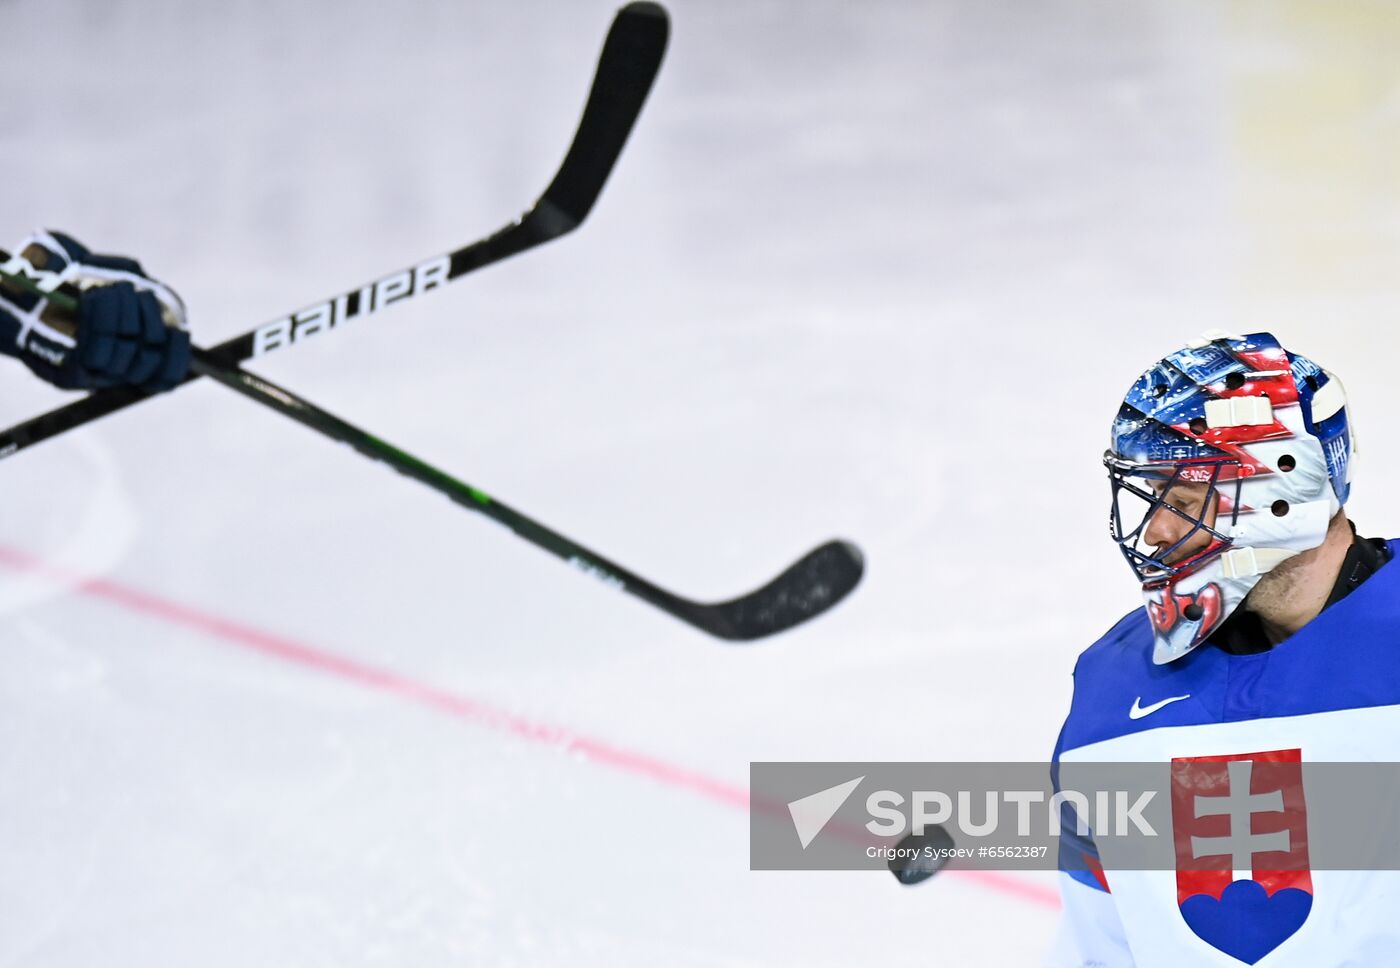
188, 351, 722, 634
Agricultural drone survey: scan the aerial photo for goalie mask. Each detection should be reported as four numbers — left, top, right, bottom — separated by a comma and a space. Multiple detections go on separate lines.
1106, 331, 1353, 664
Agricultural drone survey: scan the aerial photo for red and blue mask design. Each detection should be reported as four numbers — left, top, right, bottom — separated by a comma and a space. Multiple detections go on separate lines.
1106, 332, 1352, 663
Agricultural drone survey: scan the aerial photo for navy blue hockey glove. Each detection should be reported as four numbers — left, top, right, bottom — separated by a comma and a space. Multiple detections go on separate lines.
0, 230, 191, 392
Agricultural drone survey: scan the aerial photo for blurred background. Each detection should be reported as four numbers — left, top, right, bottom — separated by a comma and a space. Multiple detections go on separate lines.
2, 0, 1398, 964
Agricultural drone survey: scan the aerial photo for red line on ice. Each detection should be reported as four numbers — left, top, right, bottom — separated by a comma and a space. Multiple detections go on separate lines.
0, 544, 1059, 910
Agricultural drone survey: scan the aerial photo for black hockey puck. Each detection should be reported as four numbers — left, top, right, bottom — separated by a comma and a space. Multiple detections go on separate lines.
1183, 603, 1204, 621
888, 824, 956, 886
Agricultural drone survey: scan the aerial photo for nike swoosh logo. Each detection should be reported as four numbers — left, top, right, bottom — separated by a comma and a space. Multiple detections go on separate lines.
1129, 694, 1191, 720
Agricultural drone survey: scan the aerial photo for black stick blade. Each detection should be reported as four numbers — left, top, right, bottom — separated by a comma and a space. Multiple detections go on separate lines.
535, 1, 669, 231
694, 540, 864, 641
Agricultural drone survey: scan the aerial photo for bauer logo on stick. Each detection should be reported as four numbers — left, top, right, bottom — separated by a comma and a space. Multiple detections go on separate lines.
252, 255, 450, 356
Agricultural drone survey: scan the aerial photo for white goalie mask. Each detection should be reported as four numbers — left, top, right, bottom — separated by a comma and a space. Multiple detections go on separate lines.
1105, 331, 1353, 664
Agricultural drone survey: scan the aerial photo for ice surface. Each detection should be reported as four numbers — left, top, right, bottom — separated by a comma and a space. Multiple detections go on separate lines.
3, 0, 1399, 964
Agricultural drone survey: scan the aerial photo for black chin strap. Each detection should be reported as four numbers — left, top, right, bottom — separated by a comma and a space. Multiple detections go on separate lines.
1321, 531, 1393, 610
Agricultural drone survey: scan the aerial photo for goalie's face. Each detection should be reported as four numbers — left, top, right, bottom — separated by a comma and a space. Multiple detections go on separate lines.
1106, 454, 1239, 585
1144, 478, 1217, 562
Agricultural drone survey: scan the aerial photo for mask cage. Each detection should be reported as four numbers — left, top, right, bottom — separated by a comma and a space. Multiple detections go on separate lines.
1104, 451, 1243, 585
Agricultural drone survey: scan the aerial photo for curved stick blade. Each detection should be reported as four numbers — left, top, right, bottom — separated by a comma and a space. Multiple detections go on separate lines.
535, 1, 670, 231
694, 540, 864, 641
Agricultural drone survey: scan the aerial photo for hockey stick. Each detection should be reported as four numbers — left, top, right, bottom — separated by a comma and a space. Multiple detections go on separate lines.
190, 352, 864, 640
0, 270, 864, 640
0, 0, 668, 461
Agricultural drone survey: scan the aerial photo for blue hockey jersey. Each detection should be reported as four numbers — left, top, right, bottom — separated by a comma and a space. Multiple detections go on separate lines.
1047, 540, 1400, 967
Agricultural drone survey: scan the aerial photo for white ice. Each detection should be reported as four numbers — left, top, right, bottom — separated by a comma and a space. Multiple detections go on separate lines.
3, 0, 1399, 964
